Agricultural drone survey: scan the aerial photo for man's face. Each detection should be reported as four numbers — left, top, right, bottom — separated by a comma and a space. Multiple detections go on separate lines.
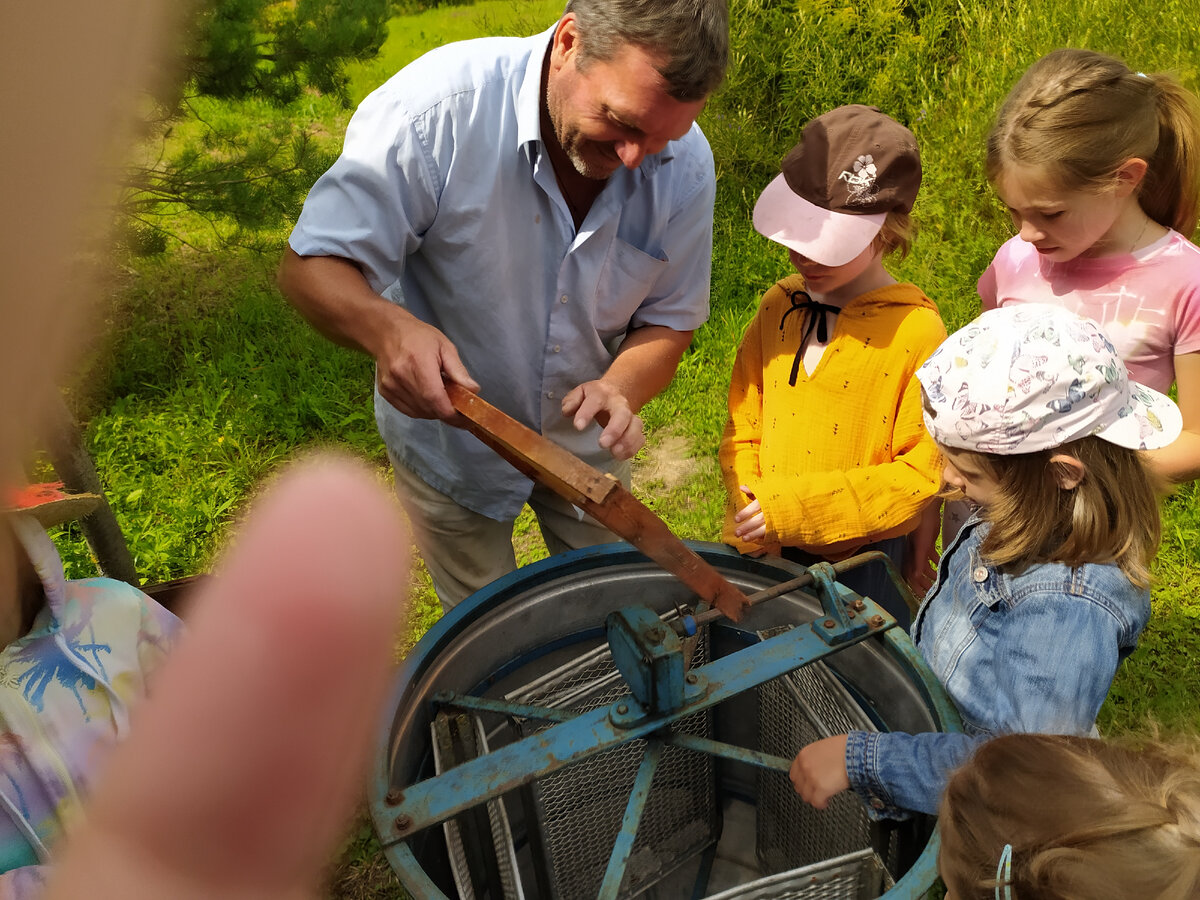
545, 18, 707, 180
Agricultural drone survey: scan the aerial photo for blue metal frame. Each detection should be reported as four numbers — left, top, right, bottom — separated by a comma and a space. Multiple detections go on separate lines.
598, 740, 664, 899
372, 542, 963, 899
607, 605, 687, 714
380, 594, 896, 840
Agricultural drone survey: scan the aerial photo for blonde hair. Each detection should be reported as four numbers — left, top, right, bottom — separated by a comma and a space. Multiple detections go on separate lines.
987, 48, 1200, 236
872, 209, 915, 260
939, 733, 1200, 900
944, 436, 1161, 587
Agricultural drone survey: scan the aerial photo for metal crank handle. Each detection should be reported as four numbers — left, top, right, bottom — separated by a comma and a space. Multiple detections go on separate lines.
685, 549, 915, 629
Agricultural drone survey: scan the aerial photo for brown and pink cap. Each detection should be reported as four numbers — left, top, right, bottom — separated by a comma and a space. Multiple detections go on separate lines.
753, 104, 922, 266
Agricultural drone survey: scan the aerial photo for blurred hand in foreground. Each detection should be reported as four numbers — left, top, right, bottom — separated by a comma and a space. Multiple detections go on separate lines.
4, 3, 408, 896
44, 458, 411, 900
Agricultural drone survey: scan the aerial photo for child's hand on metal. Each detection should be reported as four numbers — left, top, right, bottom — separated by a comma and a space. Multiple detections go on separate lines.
734, 486, 767, 543
789, 734, 850, 809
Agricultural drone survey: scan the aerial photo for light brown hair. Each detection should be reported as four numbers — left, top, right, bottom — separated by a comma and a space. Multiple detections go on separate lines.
873, 209, 915, 260
944, 436, 1161, 587
987, 48, 1200, 236
939, 733, 1200, 900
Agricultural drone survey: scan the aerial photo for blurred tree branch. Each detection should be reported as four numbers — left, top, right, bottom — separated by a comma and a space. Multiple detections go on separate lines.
121, 0, 391, 253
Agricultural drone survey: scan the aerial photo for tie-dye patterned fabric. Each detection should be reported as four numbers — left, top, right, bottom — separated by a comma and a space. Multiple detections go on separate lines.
979, 230, 1200, 394
0, 515, 180, 895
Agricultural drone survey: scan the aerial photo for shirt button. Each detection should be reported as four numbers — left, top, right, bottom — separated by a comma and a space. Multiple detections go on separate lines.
546, 391, 556, 400
560, 294, 569, 304
553, 345, 561, 353
973, 566, 988, 583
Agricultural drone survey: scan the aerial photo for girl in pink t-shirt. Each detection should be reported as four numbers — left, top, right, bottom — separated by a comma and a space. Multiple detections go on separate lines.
980, 48, 1200, 485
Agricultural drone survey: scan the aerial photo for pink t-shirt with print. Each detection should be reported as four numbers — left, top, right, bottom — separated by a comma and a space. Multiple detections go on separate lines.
978, 230, 1200, 394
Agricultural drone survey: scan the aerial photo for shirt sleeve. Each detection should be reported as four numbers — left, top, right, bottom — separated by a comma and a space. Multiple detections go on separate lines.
846, 588, 1127, 817
1172, 282, 1200, 357
719, 301, 768, 552
754, 315, 946, 547
288, 88, 441, 294
845, 728, 985, 818
627, 131, 716, 333
134, 590, 181, 679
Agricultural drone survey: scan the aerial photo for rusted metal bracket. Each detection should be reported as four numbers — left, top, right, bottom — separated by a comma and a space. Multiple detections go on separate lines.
446, 383, 749, 621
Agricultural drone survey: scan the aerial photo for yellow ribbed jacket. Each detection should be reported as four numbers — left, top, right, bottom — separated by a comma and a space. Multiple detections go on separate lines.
720, 274, 946, 556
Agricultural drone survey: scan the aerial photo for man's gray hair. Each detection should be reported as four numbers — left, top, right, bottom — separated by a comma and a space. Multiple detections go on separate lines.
564, 0, 729, 101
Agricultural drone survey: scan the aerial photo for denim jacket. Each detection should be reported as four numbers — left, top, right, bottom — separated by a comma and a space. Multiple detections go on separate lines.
844, 514, 1149, 819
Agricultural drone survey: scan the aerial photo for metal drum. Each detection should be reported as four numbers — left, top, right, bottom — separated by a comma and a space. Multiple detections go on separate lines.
371, 542, 960, 899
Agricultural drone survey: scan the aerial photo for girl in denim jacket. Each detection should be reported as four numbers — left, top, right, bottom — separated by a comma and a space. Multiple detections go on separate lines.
789, 303, 1183, 819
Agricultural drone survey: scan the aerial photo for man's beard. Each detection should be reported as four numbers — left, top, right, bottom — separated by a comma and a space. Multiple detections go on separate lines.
559, 131, 619, 180
545, 68, 619, 181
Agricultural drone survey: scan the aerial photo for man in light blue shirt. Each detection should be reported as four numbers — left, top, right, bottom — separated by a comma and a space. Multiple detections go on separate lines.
279, 0, 729, 608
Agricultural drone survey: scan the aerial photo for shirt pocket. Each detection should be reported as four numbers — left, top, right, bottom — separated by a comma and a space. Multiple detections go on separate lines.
592, 237, 668, 340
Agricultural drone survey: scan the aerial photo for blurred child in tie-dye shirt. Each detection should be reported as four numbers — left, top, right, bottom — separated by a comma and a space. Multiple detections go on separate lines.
0, 487, 179, 895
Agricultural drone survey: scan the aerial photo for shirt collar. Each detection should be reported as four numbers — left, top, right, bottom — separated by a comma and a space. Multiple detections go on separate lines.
516, 26, 555, 154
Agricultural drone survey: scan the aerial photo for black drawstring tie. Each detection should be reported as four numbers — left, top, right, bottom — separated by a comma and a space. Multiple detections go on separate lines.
779, 289, 841, 385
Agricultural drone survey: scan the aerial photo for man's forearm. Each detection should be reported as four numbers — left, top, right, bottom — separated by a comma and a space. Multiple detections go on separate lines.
603, 325, 694, 411
276, 248, 408, 359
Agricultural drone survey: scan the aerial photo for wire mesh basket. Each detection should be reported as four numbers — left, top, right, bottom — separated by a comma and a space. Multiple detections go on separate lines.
432, 712, 526, 900
503, 624, 716, 899
704, 849, 895, 900
755, 626, 892, 875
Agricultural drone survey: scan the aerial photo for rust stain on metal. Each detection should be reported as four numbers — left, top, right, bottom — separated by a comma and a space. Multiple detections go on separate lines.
446, 383, 750, 621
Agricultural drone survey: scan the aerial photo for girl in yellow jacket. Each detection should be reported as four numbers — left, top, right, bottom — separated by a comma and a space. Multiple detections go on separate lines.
721, 105, 946, 627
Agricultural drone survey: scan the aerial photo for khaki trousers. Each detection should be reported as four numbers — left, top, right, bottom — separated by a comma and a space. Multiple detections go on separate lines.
391, 456, 623, 611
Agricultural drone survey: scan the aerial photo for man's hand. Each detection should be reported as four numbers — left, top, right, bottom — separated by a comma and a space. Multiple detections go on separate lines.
373, 307, 479, 421
562, 381, 645, 460
43, 457, 411, 900
733, 486, 767, 545
559, 324, 691, 461
790, 735, 851, 810
277, 251, 479, 421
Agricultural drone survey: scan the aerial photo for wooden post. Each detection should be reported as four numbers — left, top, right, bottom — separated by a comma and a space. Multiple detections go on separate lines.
42, 396, 140, 587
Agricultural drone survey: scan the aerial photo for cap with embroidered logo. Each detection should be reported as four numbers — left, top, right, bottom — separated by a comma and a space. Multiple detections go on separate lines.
916, 304, 1182, 454
753, 104, 922, 266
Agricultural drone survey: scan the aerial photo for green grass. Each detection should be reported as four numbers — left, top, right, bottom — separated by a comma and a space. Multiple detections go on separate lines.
48, 0, 1200, 895
55, 252, 382, 583
1100, 480, 1200, 733
347, 0, 564, 98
